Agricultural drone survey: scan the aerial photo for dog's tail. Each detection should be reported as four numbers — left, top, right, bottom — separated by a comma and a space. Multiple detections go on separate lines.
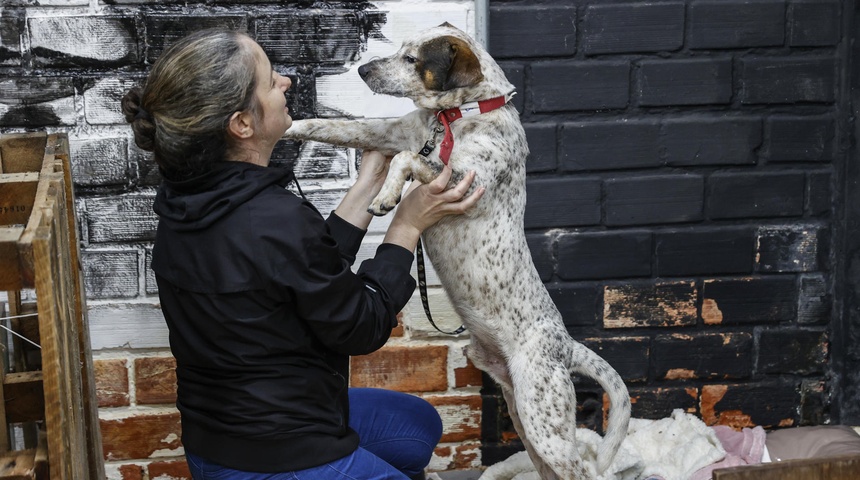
570, 342, 631, 474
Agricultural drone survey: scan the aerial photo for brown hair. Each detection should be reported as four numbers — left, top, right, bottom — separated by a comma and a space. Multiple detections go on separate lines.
121, 28, 260, 180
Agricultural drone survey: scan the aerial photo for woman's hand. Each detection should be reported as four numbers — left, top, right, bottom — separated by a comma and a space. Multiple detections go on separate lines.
383, 165, 485, 252
355, 151, 391, 191
334, 151, 391, 229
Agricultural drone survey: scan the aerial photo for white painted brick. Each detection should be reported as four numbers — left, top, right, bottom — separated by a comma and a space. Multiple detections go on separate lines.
28, 15, 139, 67
403, 287, 467, 339
70, 137, 130, 187
89, 301, 169, 350
318, 2, 473, 118
82, 248, 140, 299
129, 143, 161, 187
0, 16, 22, 67
0, 77, 76, 126
83, 192, 158, 244
84, 77, 142, 125
144, 246, 157, 295
5, 0, 88, 4
294, 141, 350, 179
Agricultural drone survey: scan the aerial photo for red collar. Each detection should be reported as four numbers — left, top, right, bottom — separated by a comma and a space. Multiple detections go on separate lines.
433, 92, 515, 164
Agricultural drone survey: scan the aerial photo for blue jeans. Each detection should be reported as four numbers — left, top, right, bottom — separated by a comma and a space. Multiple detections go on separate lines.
185, 388, 443, 479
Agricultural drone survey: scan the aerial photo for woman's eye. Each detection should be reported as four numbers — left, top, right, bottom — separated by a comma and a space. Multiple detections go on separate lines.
404, 55, 417, 64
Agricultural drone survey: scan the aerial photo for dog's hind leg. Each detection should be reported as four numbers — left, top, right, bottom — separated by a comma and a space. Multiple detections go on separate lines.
508, 354, 593, 480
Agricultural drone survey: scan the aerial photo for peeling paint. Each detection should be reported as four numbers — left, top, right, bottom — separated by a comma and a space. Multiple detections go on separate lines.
702, 298, 723, 324
665, 368, 696, 380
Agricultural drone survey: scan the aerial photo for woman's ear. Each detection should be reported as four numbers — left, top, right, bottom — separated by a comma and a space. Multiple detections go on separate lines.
227, 111, 254, 140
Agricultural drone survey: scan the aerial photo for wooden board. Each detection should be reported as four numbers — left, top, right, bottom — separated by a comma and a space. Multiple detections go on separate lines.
0, 133, 47, 175
714, 455, 860, 480
0, 173, 38, 226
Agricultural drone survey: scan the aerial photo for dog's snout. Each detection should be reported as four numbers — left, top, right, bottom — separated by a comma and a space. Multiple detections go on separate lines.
358, 63, 371, 79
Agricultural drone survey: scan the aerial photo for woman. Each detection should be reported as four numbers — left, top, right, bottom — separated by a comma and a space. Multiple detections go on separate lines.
121, 28, 484, 480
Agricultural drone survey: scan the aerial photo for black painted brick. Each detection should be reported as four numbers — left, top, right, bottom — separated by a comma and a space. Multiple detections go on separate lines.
0, 14, 22, 66
28, 15, 139, 68
653, 332, 753, 381
530, 61, 629, 113
526, 233, 554, 282
560, 120, 661, 171
144, 14, 248, 63
489, 5, 576, 59
662, 116, 761, 167
702, 277, 797, 325
799, 379, 827, 426
627, 386, 700, 420
500, 62, 525, 113
708, 172, 806, 219
605, 175, 704, 226
788, 0, 841, 47
688, 0, 785, 49
739, 57, 837, 105
655, 227, 755, 277
603, 280, 697, 329
798, 274, 831, 325
582, 2, 684, 55
759, 329, 828, 375
764, 115, 835, 163
702, 381, 800, 427
524, 177, 601, 229
807, 171, 832, 217
638, 58, 733, 106
523, 123, 557, 173
254, 11, 363, 64
547, 284, 600, 329
581, 336, 650, 383
557, 231, 652, 280
756, 226, 826, 273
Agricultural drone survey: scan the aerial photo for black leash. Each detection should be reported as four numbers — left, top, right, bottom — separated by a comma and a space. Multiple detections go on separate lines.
416, 237, 466, 335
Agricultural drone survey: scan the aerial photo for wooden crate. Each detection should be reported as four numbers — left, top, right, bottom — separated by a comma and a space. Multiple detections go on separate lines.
714, 455, 860, 480
0, 132, 105, 480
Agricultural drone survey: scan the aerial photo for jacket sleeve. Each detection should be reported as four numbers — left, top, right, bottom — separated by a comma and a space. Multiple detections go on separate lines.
324, 211, 366, 267
263, 200, 416, 356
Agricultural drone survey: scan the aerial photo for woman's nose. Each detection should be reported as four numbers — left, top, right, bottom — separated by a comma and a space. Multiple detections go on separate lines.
279, 75, 291, 91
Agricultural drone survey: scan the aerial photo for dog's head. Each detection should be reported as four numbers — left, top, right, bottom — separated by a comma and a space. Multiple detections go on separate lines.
358, 23, 513, 110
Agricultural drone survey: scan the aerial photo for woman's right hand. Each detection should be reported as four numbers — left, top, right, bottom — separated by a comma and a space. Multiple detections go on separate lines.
383, 166, 485, 251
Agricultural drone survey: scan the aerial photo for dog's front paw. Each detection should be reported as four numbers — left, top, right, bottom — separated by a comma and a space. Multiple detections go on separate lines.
367, 193, 402, 216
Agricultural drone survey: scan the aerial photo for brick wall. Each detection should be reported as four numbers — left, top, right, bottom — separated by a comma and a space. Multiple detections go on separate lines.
0, 0, 855, 477
483, 0, 851, 466
1, 1, 484, 478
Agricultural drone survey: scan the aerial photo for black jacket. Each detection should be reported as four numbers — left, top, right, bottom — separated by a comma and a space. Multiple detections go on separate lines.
151, 161, 416, 472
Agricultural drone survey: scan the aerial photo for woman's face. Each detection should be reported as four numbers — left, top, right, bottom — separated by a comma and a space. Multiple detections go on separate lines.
249, 39, 292, 146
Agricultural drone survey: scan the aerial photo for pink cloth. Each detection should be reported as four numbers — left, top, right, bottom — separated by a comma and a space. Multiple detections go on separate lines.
689, 425, 766, 480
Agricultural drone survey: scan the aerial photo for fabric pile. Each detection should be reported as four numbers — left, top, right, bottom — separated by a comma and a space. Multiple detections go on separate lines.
479, 409, 767, 480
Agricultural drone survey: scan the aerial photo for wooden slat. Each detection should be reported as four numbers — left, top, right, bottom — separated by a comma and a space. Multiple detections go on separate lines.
0, 448, 38, 480
46, 134, 106, 480
714, 455, 860, 480
0, 133, 47, 174
0, 227, 24, 291
3, 371, 45, 424
0, 173, 38, 226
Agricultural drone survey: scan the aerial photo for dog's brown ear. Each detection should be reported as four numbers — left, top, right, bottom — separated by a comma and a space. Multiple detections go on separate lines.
419, 36, 484, 91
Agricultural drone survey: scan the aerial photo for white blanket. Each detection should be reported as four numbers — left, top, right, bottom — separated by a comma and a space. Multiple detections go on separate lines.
479, 409, 726, 480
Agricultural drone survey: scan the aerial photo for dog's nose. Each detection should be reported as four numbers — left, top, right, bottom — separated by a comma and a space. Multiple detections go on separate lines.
358, 64, 371, 79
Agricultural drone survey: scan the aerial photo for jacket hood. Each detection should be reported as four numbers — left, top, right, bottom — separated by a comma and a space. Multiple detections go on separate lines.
154, 161, 294, 231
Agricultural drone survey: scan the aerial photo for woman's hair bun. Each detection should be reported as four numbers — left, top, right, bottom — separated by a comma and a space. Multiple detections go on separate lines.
121, 86, 156, 151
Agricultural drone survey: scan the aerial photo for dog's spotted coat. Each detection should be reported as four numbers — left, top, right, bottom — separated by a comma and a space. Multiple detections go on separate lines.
286, 23, 631, 480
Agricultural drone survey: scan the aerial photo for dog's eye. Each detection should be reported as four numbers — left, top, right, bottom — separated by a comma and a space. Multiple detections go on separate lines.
404, 54, 418, 64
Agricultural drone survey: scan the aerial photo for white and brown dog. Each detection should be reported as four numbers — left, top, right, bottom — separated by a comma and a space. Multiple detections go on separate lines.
286, 23, 631, 480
